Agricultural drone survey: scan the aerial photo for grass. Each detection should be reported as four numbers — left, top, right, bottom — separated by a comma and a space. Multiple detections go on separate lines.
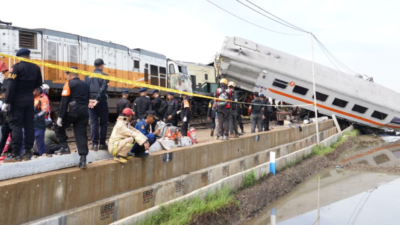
137, 186, 238, 225
312, 129, 359, 156
242, 170, 257, 188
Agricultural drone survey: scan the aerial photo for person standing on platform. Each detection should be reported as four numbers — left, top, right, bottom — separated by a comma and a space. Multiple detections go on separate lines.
56, 67, 90, 169
180, 90, 191, 136
133, 88, 151, 121
116, 90, 131, 116
237, 103, 245, 134
207, 98, 216, 137
108, 108, 148, 163
133, 110, 160, 158
3, 48, 43, 162
164, 92, 179, 126
150, 89, 163, 132
228, 81, 239, 138
85, 58, 109, 151
262, 97, 272, 131
33, 87, 49, 156
249, 93, 264, 133
215, 78, 232, 140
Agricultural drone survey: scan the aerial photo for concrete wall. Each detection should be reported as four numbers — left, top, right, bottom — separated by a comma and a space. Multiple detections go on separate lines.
25, 122, 337, 225
111, 125, 353, 225
0, 121, 334, 225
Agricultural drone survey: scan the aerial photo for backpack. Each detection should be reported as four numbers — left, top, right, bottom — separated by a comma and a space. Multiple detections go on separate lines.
157, 99, 168, 116
216, 87, 231, 108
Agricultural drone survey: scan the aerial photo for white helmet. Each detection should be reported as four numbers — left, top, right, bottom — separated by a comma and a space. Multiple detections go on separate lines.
42, 84, 50, 90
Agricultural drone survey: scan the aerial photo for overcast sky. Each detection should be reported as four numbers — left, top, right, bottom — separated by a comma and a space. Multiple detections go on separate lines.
2, 0, 399, 91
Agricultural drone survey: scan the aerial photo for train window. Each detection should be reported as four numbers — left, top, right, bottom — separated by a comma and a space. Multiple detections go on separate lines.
134, 60, 139, 69
391, 117, 400, 124
293, 85, 308, 95
160, 67, 167, 87
150, 65, 159, 86
312, 92, 328, 101
272, 79, 288, 89
205, 74, 208, 80
169, 64, 175, 74
332, 98, 348, 108
19, 30, 37, 49
371, 111, 388, 120
352, 104, 368, 114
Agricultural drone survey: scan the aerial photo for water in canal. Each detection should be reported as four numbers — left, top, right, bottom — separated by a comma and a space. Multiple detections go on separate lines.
242, 142, 400, 225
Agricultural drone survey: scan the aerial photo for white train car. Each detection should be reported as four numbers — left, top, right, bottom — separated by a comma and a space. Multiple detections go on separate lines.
218, 36, 400, 130
0, 24, 192, 113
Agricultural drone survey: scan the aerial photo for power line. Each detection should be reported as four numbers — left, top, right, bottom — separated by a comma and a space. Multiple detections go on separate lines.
205, 0, 304, 36
241, 0, 310, 33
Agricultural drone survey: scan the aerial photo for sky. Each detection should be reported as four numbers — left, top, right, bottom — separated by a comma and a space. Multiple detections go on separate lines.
1, 0, 400, 91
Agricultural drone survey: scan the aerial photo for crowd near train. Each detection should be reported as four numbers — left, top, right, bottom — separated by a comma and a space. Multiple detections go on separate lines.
0, 24, 285, 168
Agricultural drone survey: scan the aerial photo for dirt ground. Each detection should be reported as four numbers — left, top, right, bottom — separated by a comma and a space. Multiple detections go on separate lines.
189, 134, 400, 225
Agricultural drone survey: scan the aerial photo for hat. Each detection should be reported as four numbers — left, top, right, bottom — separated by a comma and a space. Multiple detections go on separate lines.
145, 110, 159, 120
259, 93, 265, 97
122, 108, 134, 116
139, 87, 147, 93
65, 66, 78, 74
122, 89, 129, 94
41, 84, 50, 90
16, 48, 31, 56
94, 58, 106, 66
167, 92, 174, 96
151, 89, 159, 95
220, 78, 228, 85
228, 81, 236, 87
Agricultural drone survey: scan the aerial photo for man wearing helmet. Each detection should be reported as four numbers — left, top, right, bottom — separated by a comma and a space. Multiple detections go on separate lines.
108, 108, 149, 163
214, 78, 232, 140
228, 81, 239, 138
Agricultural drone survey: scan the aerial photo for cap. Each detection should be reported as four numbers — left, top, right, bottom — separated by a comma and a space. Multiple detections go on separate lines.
228, 81, 236, 87
122, 89, 129, 94
94, 58, 106, 66
122, 108, 134, 116
151, 89, 159, 95
167, 92, 174, 96
65, 66, 78, 74
220, 78, 228, 85
41, 84, 50, 90
139, 87, 147, 93
146, 110, 159, 120
259, 93, 265, 97
16, 48, 30, 56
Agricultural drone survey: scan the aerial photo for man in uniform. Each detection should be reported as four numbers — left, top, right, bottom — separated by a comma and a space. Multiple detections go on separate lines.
108, 108, 149, 163
85, 58, 109, 151
249, 93, 264, 133
150, 89, 162, 131
133, 87, 151, 121
56, 67, 90, 169
3, 48, 43, 162
180, 90, 191, 136
163, 92, 179, 126
133, 110, 160, 158
116, 89, 131, 115
228, 81, 239, 138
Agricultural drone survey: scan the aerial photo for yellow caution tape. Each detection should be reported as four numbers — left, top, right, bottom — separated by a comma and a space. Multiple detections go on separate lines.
0, 53, 313, 108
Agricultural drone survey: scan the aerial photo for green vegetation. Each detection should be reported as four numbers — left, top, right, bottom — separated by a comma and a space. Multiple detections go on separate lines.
242, 170, 257, 188
137, 186, 238, 225
312, 129, 359, 156
282, 156, 305, 170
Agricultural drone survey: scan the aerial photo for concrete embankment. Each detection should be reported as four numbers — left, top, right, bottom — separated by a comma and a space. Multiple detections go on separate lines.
0, 120, 335, 225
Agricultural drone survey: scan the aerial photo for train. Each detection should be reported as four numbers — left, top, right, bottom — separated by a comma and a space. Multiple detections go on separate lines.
217, 36, 400, 131
0, 23, 214, 117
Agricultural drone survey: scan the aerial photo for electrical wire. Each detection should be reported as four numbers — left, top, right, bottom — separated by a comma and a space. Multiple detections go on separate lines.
206, 0, 304, 36
239, 0, 310, 33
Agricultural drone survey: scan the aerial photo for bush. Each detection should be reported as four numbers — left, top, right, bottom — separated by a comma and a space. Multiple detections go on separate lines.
242, 170, 256, 188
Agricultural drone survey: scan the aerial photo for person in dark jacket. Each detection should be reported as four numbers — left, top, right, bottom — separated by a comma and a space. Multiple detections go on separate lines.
56, 67, 90, 169
262, 97, 272, 131
85, 58, 109, 151
132, 110, 160, 158
133, 87, 151, 121
249, 93, 264, 133
180, 90, 191, 136
3, 48, 43, 162
150, 89, 162, 132
237, 103, 245, 134
228, 82, 239, 138
116, 90, 131, 115
215, 78, 232, 140
207, 99, 216, 137
164, 92, 179, 126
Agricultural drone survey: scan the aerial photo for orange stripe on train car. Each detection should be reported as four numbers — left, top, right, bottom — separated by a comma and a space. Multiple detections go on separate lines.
268, 88, 400, 129
341, 143, 400, 163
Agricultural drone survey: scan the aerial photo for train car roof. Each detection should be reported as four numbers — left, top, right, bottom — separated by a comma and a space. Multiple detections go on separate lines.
133, 48, 166, 60
180, 61, 214, 68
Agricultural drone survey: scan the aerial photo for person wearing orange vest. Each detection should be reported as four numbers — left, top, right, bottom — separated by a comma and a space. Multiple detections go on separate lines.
56, 67, 90, 169
33, 87, 49, 156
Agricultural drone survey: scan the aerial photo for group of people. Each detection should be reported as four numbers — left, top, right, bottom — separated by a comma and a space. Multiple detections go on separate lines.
208, 78, 274, 140
0, 48, 194, 168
